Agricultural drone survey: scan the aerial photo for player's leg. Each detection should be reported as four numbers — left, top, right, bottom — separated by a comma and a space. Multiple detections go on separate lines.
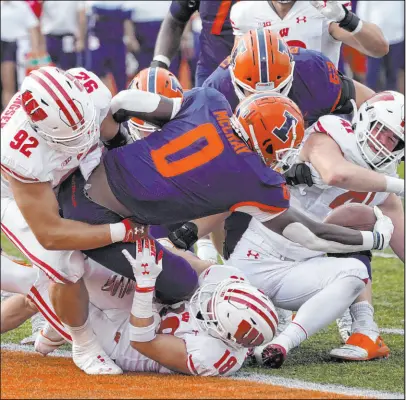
58, 170, 199, 304
254, 257, 368, 368
0, 251, 47, 344
1, 252, 37, 294
1, 197, 121, 374
0, 40, 17, 109
1, 293, 38, 334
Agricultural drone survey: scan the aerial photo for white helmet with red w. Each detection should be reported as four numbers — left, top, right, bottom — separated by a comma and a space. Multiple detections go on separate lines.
20, 66, 98, 155
190, 278, 278, 349
354, 91, 404, 171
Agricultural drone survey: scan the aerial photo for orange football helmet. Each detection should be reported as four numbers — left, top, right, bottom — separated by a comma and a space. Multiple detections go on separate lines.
229, 28, 295, 101
127, 67, 183, 136
231, 92, 305, 169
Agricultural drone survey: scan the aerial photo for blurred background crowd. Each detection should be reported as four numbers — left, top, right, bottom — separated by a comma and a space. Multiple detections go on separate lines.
0, 0, 404, 112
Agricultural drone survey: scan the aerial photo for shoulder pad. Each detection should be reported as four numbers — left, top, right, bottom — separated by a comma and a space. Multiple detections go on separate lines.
67, 68, 112, 122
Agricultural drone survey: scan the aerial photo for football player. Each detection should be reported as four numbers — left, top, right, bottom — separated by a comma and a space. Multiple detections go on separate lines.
222, 91, 404, 367
286, 90, 404, 360
151, 0, 237, 86
230, 1, 388, 67
55, 81, 395, 292
203, 28, 375, 125
2, 238, 276, 377
0, 66, 150, 375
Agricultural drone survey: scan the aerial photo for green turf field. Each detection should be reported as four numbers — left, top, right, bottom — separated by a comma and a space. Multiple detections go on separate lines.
1, 232, 404, 393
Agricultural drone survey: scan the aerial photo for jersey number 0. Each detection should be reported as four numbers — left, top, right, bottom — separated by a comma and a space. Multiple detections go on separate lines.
151, 124, 224, 178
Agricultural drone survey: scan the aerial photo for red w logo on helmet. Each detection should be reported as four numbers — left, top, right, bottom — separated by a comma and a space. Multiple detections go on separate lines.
21, 90, 48, 122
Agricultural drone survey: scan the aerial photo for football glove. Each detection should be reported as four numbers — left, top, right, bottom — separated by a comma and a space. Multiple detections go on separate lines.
372, 206, 394, 250
122, 238, 163, 289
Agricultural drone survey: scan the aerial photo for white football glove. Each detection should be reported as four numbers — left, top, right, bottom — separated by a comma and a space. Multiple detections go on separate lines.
310, 1, 346, 22
372, 206, 394, 250
122, 238, 163, 289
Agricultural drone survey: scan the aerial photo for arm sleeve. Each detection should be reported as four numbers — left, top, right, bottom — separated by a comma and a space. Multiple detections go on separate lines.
110, 90, 181, 126
282, 222, 374, 252
169, 0, 200, 24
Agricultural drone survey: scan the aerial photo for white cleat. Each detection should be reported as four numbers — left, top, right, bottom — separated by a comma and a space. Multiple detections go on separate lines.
72, 341, 123, 375
336, 309, 352, 344
20, 313, 47, 345
35, 330, 67, 356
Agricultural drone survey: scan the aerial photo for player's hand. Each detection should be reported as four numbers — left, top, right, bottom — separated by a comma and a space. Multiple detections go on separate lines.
122, 238, 163, 288
310, 1, 346, 22
283, 163, 314, 187
372, 206, 394, 250
122, 218, 148, 242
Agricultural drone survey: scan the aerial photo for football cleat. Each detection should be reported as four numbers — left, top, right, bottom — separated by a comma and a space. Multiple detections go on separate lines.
20, 313, 46, 345
336, 309, 352, 344
72, 339, 123, 375
254, 343, 287, 369
35, 330, 67, 355
330, 333, 390, 361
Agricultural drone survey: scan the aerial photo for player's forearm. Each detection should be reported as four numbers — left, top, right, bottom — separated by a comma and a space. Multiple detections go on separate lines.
352, 22, 389, 58
77, 8, 87, 44
193, 212, 230, 238
153, 14, 186, 63
265, 207, 381, 253
323, 162, 387, 192
35, 218, 114, 251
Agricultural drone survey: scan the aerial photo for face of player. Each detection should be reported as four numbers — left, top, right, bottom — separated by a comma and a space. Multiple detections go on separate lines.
368, 124, 401, 153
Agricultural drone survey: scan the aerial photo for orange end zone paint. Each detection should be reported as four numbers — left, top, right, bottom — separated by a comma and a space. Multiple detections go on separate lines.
1, 350, 369, 399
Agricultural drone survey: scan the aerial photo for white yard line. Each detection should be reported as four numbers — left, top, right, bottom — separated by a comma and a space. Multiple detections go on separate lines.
231, 372, 405, 399
380, 328, 404, 335
1, 342, 404, 399
372, 252, 399, 259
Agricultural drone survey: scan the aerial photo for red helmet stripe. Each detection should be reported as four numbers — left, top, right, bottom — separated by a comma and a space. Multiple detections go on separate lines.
38, 69, 84, 124
230, 288, 278, 324
30, 74, 77, 129
224, 294, 276, 336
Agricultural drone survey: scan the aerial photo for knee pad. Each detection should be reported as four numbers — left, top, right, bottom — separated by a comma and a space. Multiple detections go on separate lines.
328, 251, 372, 280
337, 258, 369, 287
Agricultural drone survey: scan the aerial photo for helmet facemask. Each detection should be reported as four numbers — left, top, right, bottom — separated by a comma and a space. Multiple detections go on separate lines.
190, 279, 249, 350
229, 62, 295, 102
355, 108, 404, 171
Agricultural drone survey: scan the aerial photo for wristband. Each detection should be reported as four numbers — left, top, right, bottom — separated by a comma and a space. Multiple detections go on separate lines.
385, 175, 404, 196
338, 6, 362, 33
152, 55, 171, 68
129, 323, 156, 342
360, 231, 374, 250
131, 290, 154, 318
109, 223, 126, 243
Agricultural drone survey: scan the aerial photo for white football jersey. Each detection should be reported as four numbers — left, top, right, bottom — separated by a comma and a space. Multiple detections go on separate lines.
109, 265, 249, 376
289, 114, 398, 222
236, 114, 399, 262
0, 68, 111, 199
230, 0, 352, 67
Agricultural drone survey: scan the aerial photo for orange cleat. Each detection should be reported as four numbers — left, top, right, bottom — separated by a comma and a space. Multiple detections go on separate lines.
330, 333, 390, 361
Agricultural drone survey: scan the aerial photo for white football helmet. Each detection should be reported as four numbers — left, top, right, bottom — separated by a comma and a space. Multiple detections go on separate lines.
354, 91, 404, 171
190, 278, 278, 349
20, 66, 98, 155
